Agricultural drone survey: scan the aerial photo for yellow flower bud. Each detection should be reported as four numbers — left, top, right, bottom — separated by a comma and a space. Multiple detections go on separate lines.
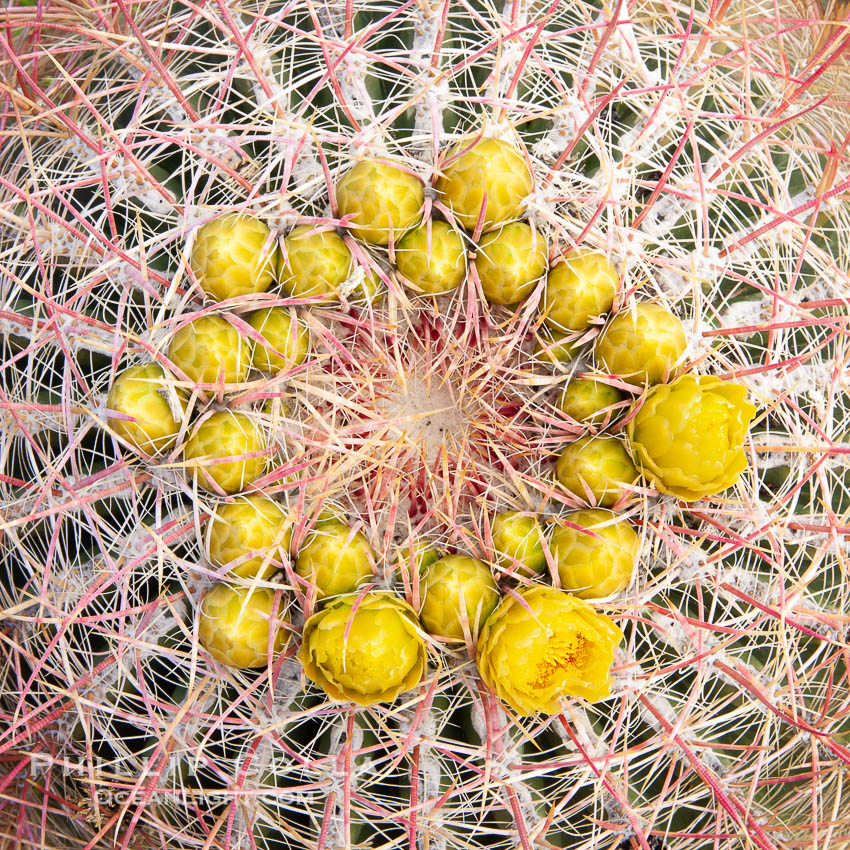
295, 519, 375, 599
298, 592, 427, 705
475, 223, 548, 306
168, 315, 250, 386
558, 379, 624, 426
199, 583, 289, 669
436, 138, 532, 231
396, 220, 467, 296
476, 586, 623, 714
248, 307, 310, 373
336, 160, 424, 245
550, 510, 639, 598
279, 225, 351, 301
207, 494, 293, 580
595, 303, 687, 387
543, 252, 618, 332
106, 363, 185, 454
183, 411, 266, 494
419, 555, 499, 640
191, 214, 278, 302
395, 538, 442, 573
555, 436, 638, 507
627, 374, 756, 501
490, 512, 547, 575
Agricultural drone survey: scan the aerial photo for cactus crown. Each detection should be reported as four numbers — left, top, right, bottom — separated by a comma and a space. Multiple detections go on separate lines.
1, 2, 848, 850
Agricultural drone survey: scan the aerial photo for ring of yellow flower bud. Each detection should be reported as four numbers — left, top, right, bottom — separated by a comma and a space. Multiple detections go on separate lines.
476, 586, 623, 714
436, 138, 532, 231
543, 252, 619, 332
475, 222, 548, 306
555, 436, 638, 507
550, 509, 640, 598
558, 379, 624, 427
191, 213, 279, 302
248, 307, 310, 373
627, 374, 756, 501
199, 583, 289, 669
298, 591, 427, 706
396, 220, 467, 296
490, 512, 547, 576
336, 160, 424, 245
106, 363, 185, 454
419, 555, 499, 640
207, 494, 293, 580
168, 315, 250, 386
595, 303, 687, 387
295, 519, 375, 599
279, 225, 351, 301
183, 411, 266, 494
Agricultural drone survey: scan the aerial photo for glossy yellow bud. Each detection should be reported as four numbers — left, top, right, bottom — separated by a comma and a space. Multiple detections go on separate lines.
106, 363, 185, 454
475, 223, 548, 306
534, 331, 581, 365
183, 411, 266, 494
199, 583, 288, 668
207, 494, 293, 580
396, 221, 467, 296
543, 252, 619, 332
248, 307, 310, 373
595, 303, 687, 387
476, 586, 623, 714
168, 315, 250, 386
627, 374, 756, 501
191, 214, 278, 302
279, 226, 351, 301
490, 512, 547, 575
555, 436, 638, 507
419, 555, 499, 640
436, 138, 532, 231
396, 538, 442, 573
558, 379, 624, 426
550, 510, 639, 598
295, 519, 375, 599
298, 592, 426, 705
336, 160, 424, 245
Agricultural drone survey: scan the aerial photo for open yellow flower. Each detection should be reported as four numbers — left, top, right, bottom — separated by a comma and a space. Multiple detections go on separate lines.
298, 592, 427, 706
476, 586, 622, 715
627, 374, 756, 501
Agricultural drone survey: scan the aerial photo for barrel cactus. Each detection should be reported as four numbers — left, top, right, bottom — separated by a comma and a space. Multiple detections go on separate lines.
1, 2, 848, 850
